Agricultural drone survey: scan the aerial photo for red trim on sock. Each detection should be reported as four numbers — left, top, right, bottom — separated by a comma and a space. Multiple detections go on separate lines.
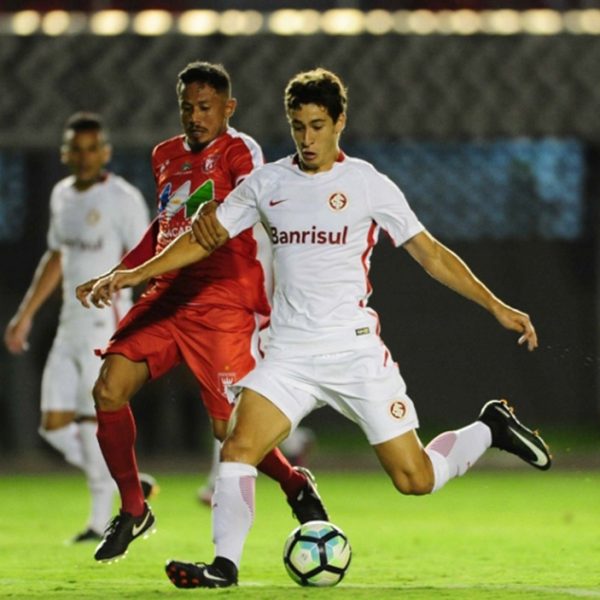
257, 448, 306, 499
96, 405, 144, 516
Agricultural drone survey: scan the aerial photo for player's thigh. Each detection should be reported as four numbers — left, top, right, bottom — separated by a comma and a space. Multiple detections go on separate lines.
223, 388, 293, 465
41, 341, 79, 417
102, 295, 184, 382
320, 347, 419, 445
95, 353, 150, 404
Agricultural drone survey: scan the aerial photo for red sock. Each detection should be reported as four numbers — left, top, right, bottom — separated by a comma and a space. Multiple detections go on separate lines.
96, 405, 144, 516
257, 448, 306, 499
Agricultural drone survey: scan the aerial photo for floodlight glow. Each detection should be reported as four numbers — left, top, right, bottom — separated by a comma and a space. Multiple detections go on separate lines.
178, 11, 219, 35
392, 11, 411, 34
407, 10, 438, 35
133, 10, 172, 36
522, 10, 563, 35
90, 10, 129, 36
451, 10, 482, 35
321, 9, 364, 35
41, 11, 71, 36
219, 10, 262, 36
297, 10, 321, 35
12, 10, 40, 35
483, 9, 522, 35
365, 10, 394, 35
269, 9, 302, 35
579, 9, 600, 34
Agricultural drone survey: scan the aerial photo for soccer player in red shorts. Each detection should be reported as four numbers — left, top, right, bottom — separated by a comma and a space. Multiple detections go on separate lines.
76, 61, 328, 563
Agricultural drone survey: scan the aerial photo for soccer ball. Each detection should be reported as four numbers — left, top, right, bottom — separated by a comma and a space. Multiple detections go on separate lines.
283, 520, 351, 587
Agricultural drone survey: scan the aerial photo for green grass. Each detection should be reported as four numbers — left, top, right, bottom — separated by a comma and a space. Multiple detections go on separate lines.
0, 470, 599, 599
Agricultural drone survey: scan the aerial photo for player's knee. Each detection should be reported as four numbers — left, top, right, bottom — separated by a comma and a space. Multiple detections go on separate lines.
92, 377, 127, 412
221, 434, 262, 465
390, 468, 434, 496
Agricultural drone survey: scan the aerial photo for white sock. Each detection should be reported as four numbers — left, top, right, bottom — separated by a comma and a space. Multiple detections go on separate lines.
212, 462, 257, 567
78, 421, 117, 533
39, 423, 84, 469
425, 421, 492, 493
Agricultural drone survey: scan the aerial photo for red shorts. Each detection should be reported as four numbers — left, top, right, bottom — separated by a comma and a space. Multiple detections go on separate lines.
101, 292, 262, 420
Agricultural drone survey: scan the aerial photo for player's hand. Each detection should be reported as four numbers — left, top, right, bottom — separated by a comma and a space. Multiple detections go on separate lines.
75, 278, 99, 308
89, 270, 142, 308
3, 315, 32, 354
492, 303, 538, 351
191, 201, 228, 251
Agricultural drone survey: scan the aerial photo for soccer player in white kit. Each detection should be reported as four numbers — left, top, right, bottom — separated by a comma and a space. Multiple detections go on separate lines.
4, 113, 150, 542
87, 69, 552, 587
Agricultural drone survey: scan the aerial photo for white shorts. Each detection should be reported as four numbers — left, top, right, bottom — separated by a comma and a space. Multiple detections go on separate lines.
40, 323, 110, 417
234, 344, 419, 445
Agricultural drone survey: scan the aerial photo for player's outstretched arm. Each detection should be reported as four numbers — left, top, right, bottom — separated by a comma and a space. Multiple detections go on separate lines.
191, 201, 230, 251
403, 230, 538, 351
88, 230, 211, 308
76, 263, 124, 308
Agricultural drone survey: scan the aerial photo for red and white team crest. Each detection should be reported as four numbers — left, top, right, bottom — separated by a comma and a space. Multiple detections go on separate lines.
328, 192, 348, 212
203, 154, 220, 173
218, 371, 237, 397
389, 400, 407, 420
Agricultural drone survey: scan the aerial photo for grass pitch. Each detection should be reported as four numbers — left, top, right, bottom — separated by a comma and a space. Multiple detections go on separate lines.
0, 469, 598, 599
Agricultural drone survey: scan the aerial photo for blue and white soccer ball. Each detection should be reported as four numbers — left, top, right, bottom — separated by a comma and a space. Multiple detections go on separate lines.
283, 520, 352, 587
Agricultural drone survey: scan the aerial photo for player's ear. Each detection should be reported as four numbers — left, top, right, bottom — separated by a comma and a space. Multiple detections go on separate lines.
102, 142, 113, 165
60, 144, 69, 165
334, 113, 346, 135
224, 97, 237, 120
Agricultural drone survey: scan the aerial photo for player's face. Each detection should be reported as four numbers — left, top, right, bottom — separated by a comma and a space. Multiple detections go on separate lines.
179, 82, 236, 152
288, 103, 346, 174
61, 129, 111, 191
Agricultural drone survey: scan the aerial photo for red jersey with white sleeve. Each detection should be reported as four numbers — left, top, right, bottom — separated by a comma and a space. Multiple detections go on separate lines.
215, 153, 425, 357
125, 127, 270, 316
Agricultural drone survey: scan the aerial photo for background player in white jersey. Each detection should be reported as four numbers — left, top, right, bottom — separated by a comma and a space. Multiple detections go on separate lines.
86, 69, 552, 588
4, 112, 151, 543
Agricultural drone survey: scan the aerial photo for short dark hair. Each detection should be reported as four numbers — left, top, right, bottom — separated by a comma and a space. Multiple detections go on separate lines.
177, 61, 232, 97
284, 68, 348, 123
63, 111, 108, 143
64, 111, 104, 134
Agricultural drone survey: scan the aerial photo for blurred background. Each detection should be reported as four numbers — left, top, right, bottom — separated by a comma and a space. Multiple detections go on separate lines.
0, 0, 598, 470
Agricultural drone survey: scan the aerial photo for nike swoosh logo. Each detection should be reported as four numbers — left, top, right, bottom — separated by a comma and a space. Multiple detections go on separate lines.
510, 427, 549, 466
269, 199, 287, 207
202, 570, 228, 583
132, 511, 151, 537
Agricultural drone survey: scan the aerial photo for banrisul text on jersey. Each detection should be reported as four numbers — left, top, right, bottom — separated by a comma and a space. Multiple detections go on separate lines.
270, 225, 348, 245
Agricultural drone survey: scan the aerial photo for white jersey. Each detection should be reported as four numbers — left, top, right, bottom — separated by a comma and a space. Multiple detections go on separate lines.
47, 173, 149, 336
216, 153, 424, 357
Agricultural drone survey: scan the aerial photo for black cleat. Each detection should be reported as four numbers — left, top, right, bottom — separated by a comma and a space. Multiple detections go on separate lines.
287, 466, 329, 523
70, 528, 103, 544
165, 557, 238, 589
478, 399, 552, 470
94, 502, 156, 563
140, 473, 159, 500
